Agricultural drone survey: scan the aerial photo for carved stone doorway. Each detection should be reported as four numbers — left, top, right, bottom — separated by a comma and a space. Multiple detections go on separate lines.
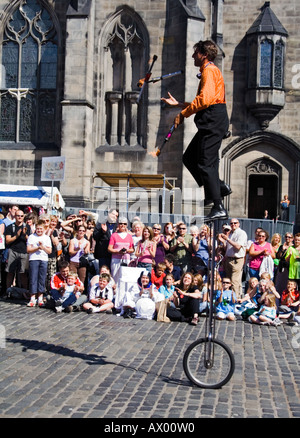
247, 158, 281, 220
248, 174, 278, 220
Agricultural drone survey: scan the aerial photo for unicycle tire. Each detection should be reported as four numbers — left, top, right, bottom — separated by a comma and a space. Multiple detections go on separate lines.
183, 337, 235, 389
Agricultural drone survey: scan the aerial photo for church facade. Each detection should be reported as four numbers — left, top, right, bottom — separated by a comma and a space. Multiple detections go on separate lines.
0, 0, 299, 223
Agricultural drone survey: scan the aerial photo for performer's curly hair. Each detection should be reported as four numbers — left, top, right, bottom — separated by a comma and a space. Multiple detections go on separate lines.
193, 40, 218, 61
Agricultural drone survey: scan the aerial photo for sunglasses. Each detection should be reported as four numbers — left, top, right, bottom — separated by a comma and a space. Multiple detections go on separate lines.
153, 227, 161, 230
179, 227, 186, 230
230, 222, 238, 225
119, 223, 127, 225
222, 281, 231, 284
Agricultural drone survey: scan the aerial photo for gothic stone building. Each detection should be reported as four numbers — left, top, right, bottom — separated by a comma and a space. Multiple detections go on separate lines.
0, 0, 299, 223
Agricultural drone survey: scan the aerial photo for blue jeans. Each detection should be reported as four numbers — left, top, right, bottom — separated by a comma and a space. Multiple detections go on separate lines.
137, 262, 152, 273
50, 289, 87, 309
248, 267, 260, 280
29, 259, 48, 295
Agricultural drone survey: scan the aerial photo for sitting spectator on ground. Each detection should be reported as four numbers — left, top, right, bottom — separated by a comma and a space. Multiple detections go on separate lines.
50, 272, 84, 313
215, 278, 237, 321
151, 262, 166, 289
47, 261, 85, 311
89, 264, 116, 293
121, 271, 164, 320
159, 273, 176, 308
193, 273, 208, 315
167, 272, 201, 325
248, 292, 281, 326
83, 273, 114, 314
278, 280, 300, 322
235, 277, 260, 317
164, 253, 182, 284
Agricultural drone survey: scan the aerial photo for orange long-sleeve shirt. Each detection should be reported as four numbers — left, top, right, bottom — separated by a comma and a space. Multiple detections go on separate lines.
181, 62, 226, 118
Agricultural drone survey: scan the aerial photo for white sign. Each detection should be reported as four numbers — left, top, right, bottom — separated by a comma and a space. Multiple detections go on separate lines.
41, 156, 65, 181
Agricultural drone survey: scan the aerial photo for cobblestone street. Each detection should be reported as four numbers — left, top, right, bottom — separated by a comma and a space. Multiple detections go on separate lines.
0, 298, 300, 420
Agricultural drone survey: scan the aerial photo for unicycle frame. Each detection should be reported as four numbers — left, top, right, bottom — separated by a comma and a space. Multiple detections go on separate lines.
204, 220, 220, 368
183, 219, 235, 388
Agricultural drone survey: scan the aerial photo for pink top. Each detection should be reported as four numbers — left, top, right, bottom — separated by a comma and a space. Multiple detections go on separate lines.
109, 232, 134, 261
249, 242, 272, 270
137, 240, 155, 264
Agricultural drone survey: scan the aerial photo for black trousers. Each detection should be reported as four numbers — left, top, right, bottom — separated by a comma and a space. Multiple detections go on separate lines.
182, 103, 229, 202
167, 297, 200, 321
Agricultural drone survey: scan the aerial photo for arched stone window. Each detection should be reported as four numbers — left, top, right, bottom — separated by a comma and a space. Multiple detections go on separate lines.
98, 7, 149, 148
0, 0, 59, 144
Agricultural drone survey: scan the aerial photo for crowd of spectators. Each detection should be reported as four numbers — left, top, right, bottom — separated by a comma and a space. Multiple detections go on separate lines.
0, 204, 299, 327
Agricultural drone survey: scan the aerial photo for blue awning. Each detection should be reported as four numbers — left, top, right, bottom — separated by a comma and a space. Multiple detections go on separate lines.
0, 190, 46, 199
0, 184, 65, 209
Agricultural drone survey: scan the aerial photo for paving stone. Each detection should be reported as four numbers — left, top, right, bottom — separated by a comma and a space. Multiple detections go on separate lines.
0, 299, 300, 418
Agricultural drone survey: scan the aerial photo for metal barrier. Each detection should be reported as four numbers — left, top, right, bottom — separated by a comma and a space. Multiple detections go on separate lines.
63, 207, 295, 238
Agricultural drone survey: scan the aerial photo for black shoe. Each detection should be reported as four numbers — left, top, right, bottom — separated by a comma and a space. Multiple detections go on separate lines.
205, 203, 228, 220
220, 181, 232, 197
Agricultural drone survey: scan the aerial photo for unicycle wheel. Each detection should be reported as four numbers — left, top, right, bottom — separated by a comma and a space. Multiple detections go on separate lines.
183, 337, 235, 389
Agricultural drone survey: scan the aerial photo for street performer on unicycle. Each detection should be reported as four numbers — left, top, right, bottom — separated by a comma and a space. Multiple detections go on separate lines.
161, 40, 231, 220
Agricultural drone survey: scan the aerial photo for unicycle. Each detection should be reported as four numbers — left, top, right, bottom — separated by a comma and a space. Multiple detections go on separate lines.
183, 219, 235, 389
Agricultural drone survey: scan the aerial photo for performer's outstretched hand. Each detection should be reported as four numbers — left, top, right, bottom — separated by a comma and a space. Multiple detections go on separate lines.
161, 92, 179, 106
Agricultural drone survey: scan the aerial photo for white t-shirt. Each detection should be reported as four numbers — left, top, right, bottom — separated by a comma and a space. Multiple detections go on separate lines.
225, 227, 248, 259
27, 233, 52, 262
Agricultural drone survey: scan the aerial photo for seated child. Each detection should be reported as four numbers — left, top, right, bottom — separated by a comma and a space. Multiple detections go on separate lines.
215, 278, 236, 321
193, 273, 208, 315
151, 263, 166, 289
278, 280, 300, 322
235, 277, 259, 316
159, 273, 176, 308
51, 272, 82, 313
83, 273, 114, 314
248, 292, 280, 326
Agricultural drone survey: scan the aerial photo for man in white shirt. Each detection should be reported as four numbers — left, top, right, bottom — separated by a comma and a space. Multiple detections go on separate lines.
220, 219, 247, 298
